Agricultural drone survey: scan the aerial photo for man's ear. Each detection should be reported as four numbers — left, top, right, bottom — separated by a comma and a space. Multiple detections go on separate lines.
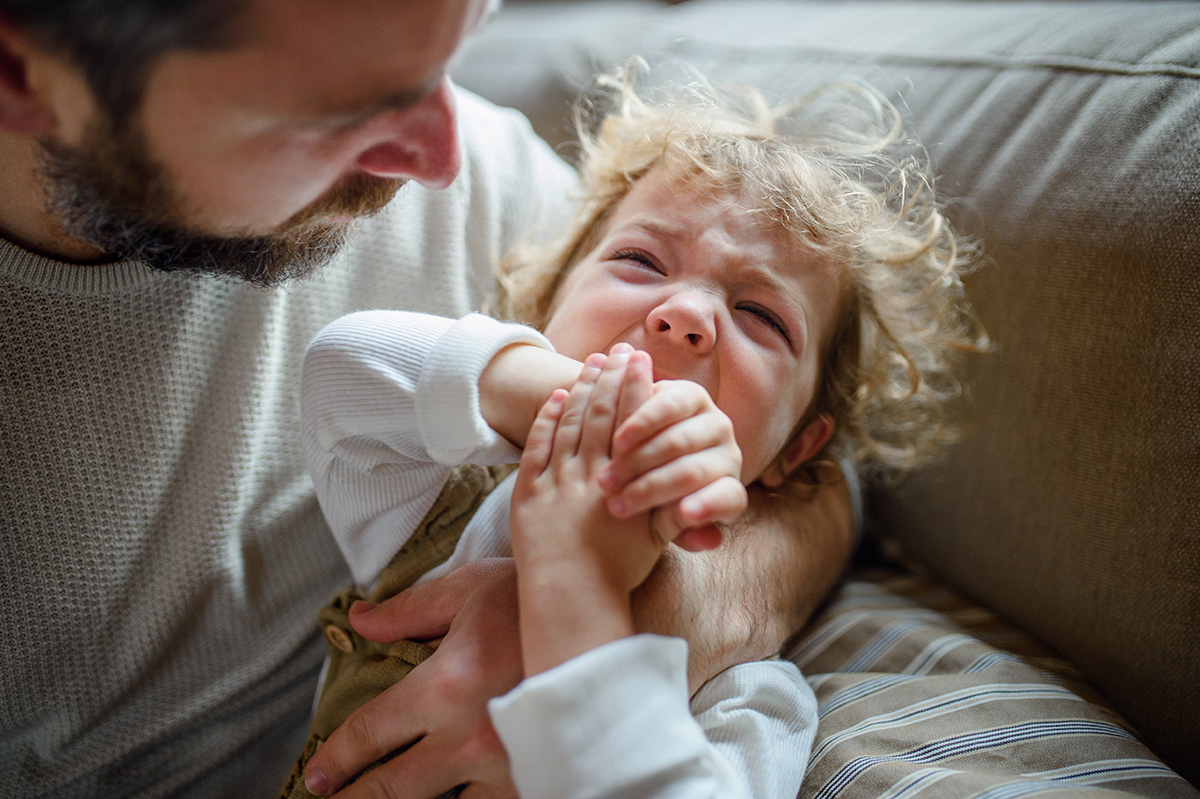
0, 15, 58, 135
759, 414, 835, 488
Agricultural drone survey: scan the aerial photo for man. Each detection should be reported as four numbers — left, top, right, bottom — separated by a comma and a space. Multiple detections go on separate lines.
0, 1, 854, 796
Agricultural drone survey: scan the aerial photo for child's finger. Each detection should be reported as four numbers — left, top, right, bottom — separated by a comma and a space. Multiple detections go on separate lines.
606, 450, 742, 519
518, 389, 569, 479
602, 413, 735, 493
673, 525, 724, 552
673, 475, 749, 528
614, 349, 653, 432
647, 476, 747, 548
611, 380, 707, 458
553, 353, 605, 457
577, 344, 631, 462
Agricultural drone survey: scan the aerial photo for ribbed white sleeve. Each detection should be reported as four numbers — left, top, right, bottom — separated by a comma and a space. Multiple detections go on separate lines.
300, 310, 551, 585
488, 635, 816, 799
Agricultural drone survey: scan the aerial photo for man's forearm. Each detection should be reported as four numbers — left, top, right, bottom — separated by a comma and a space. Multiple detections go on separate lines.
631, 475, 856, 692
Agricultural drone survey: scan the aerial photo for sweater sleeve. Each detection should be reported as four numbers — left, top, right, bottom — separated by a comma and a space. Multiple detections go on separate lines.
300, 310, 551, 585
487, 635, 817, 799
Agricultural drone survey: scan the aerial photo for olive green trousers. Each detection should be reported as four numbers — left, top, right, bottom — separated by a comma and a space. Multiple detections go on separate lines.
280, 463, 514, 799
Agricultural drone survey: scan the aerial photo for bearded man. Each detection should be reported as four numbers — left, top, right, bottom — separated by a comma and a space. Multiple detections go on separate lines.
0, 1, 853, 796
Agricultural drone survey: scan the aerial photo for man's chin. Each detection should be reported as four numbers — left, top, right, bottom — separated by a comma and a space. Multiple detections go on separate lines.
89, 218, 354, 287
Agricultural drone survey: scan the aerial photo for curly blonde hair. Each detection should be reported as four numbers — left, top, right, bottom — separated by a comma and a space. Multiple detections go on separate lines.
495, 61, 986, 482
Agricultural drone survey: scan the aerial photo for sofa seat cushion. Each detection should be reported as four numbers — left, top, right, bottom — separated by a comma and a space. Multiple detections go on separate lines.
794, 569, 1198, 798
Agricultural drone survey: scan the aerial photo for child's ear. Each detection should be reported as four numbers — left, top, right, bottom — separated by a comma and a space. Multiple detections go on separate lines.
0, 15, 59, 135
760, 414, 835, 488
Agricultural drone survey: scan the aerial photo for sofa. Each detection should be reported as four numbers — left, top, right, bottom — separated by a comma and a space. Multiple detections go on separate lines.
451, 1, 1200, 794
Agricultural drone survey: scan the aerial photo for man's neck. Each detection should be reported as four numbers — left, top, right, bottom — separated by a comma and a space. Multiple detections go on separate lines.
0, 131, 109, 263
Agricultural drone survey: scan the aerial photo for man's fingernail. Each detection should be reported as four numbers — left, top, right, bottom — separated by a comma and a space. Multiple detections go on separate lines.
350, 600, 376, 615
611, 342, 633, 354
305, 767, 329, 795
609, 496, 627, 516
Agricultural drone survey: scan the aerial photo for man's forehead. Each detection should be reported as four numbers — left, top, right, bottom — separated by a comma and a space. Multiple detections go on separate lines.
186, 0, 487, 121
234, 0, 494, 54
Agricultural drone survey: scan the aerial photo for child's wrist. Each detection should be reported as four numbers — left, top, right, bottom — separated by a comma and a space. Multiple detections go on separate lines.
517, 560, 636, 676
479, 343, 582, 448
513, 544, 633, 599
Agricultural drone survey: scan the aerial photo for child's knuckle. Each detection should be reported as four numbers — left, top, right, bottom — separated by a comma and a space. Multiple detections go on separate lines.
677, 460, 706, 488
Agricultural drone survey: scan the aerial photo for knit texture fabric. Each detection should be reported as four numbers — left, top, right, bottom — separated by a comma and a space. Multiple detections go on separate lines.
0, 90, 577, 798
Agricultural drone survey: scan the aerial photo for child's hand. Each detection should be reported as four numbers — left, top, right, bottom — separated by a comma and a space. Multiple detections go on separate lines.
599, 363, 748, 551
510, 347, 665, 596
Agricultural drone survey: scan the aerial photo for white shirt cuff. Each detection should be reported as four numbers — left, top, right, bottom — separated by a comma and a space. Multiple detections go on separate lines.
488, 634, 733, 799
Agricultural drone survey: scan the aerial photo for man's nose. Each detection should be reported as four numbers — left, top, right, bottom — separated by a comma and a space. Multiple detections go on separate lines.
354, 77, 461, 190
647, 292, 717, 354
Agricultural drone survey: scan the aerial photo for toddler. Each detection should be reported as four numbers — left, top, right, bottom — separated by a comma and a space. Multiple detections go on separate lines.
283, 63, 983, 799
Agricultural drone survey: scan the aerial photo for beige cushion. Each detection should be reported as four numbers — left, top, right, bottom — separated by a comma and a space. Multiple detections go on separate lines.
793, 569, 1199, 798
455, 0, 1200, 781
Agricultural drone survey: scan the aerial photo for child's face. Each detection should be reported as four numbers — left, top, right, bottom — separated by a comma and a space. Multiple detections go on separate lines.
543, 168, 843, 483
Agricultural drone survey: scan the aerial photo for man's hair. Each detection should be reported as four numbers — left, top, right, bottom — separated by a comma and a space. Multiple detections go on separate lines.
495, 60, 988, 483
0, 0, 241, 124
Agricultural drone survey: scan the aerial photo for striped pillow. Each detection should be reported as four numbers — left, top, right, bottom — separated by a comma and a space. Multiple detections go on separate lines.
788, 570, 1197, 798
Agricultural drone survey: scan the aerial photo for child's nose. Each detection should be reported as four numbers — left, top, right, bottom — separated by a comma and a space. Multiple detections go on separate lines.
647, 293, 717, 353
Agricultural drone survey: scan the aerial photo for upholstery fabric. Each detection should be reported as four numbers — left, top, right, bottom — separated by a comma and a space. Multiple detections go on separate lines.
455, 0, 1200, 781
793, 569, 1199, 798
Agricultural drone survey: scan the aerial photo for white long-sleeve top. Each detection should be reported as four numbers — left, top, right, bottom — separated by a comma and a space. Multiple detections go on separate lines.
301, 310, 818, 799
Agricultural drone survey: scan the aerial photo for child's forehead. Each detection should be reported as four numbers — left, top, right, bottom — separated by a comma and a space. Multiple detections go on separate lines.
609, 168, 827, 272
612, 168, 782, 235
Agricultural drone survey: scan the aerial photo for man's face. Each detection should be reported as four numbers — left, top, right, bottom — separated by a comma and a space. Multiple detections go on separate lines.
542, 169, 844, 483
37, 0, 490, 283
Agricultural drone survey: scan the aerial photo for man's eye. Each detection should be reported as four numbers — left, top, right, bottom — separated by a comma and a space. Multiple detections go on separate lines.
738, 303, 792, 345
611, 249, 662, 273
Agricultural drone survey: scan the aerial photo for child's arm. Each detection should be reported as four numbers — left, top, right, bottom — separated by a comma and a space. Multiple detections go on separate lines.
301, 310, 560, 585
481, 341, 749, 553
489, 649, 817, 799
508, 345, 746, 675
497, 349, 813, 799
303, 309, 742, 586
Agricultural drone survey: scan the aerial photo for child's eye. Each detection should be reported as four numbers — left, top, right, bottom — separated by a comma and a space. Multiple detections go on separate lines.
738, 303, 792, 346
611, 249, 663, 273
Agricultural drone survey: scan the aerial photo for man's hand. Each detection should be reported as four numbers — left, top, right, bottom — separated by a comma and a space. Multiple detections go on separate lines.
303, 558, 521, 799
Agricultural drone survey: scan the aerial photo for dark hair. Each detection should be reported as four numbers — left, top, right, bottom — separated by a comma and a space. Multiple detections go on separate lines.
1, 0, 241, 124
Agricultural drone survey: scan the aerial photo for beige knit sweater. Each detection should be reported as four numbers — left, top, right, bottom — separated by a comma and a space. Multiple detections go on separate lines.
0, 90, 576, 798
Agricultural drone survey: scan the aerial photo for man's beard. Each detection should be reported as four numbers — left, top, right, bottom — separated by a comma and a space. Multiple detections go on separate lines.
35, 116, 404, 288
